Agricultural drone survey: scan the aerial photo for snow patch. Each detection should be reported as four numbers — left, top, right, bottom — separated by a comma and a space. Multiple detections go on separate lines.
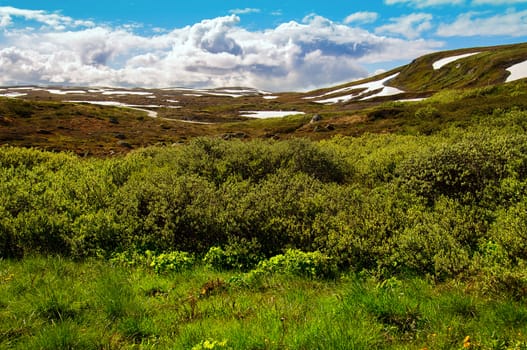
204, 92, 245, 98
395, 97, 428, 102
506, 60, 527, 83
432, 52, 480, 70
0, 92, 27, 97
360, 86, 405, 101
314, 73, 403, 104
68, 101, 163, 108
263, 96, 279, 100
240, 111, 305, 119
173, 119, 213, 125
162, 87, 204, 92
68, 100, 159, 118
44, 89, 86, 95
101, 90, 153, 96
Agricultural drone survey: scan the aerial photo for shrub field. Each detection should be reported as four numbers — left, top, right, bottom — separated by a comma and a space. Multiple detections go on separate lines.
2, 99, 527, 348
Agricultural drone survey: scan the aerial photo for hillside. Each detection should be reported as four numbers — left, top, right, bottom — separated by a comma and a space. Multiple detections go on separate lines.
299, 42, 527, 103
0, 42, 526, 155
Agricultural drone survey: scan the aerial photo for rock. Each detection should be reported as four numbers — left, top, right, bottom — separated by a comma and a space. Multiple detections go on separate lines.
222, 132, 248, 140
117, 140, 133, 149
325, 124, 335, 131
310, 114, 322, 123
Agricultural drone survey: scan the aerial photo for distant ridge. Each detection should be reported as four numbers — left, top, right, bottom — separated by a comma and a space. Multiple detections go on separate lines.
301, 42, 527, 104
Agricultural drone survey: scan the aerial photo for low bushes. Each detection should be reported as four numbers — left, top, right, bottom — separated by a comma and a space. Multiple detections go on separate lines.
3, 115, 527, 283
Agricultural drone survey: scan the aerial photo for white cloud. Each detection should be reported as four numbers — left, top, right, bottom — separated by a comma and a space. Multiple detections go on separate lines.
344, 12, 379, 24
385, 0, 464, 7
473, 0, 527, 4
0, 9, 443, 91
229, 8, 260, 15
0, 6, 94, 30
375, 13, 433, 39
437, 9, 527, 36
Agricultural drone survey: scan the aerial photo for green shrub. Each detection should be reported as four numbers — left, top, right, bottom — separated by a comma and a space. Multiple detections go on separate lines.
489, 200, 527, 262
0, 146, 74, 169
114, 170, 219, 252
230, 250, 337, 288
273, 138, 348, 183
397, 134, 515, 203
0, 206, 19, 258
313, 185, 414, 271
469, 241, 527, 297
387, 201, 474, 279
171, 137, 349, 184
150, 251, 195, 274
415, 105, 440, 120
109, 250, 152, 268
69, 209, 122, 258
214, 169, 328, 257
255, 249, 337, 279
203, 238, 263, 271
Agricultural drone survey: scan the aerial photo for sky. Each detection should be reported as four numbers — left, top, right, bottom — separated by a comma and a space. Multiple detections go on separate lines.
0, 0, 525, 91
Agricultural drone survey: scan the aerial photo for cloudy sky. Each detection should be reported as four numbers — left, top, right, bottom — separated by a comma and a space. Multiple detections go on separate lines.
0, 0, 525, 91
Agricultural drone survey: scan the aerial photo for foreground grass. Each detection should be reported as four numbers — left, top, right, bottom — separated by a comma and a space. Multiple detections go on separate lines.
1, 257, 527, 349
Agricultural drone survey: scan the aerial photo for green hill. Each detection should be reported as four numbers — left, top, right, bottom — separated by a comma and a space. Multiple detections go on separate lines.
299, 42, 527, 103
392, 42, 527, 91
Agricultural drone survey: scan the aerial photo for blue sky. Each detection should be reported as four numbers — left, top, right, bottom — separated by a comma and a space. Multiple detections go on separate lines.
0, 0, 525, 90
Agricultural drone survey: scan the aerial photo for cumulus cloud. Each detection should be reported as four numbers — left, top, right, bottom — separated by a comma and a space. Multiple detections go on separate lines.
344, 12, 379, 24
0, 8, 443, 91
437, 9, 527, 37
385, 0, 464, 7
375, 13, 433, 39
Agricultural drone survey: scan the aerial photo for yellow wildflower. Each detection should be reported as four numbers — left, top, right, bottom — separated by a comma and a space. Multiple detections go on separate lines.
463, 335, 471, 348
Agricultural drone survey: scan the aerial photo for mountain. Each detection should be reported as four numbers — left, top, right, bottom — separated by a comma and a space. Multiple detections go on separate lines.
0, 42, 526, 155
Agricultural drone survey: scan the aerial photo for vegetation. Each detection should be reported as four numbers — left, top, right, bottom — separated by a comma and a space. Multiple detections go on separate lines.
2, 87, 527, 346
3, 256, 527, 349
1, 43, 527, 348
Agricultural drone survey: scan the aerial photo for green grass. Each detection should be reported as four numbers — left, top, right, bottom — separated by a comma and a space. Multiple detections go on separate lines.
1, 257, 527, 349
